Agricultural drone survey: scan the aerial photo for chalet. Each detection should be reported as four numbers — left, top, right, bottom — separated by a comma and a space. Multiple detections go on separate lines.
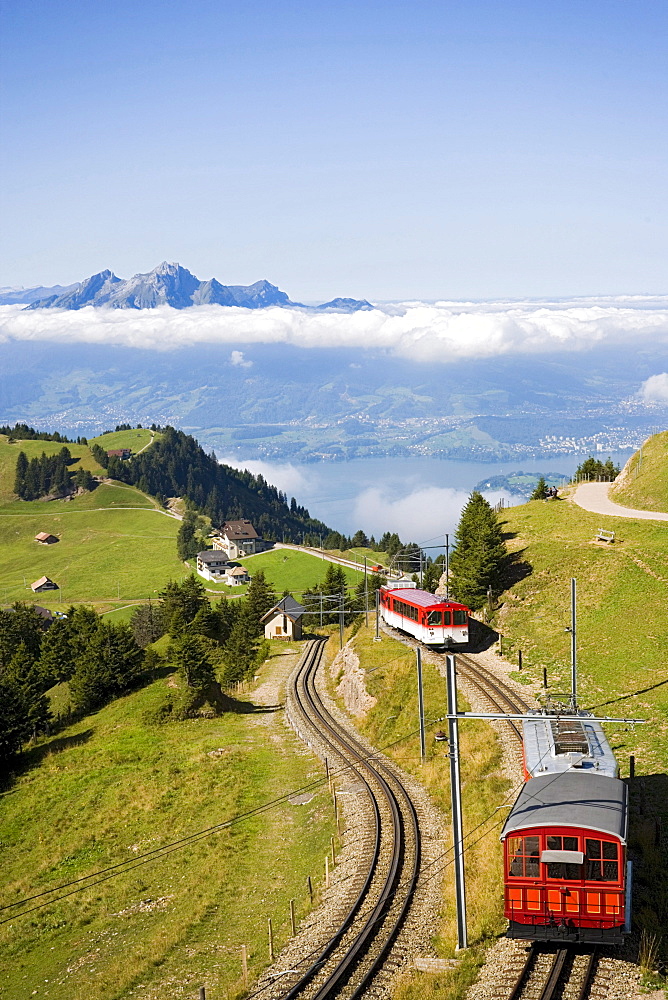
107, 448, 131, 460
226, 565, 251, 586
261, 595, 305, 640
212, 520, 269, 559
31, 576, 59, 592
2, 605, 55, 629
196, 549, 231, 582
34, 532, 59, 545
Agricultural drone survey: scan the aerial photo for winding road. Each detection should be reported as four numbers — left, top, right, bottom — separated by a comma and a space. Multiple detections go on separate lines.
571, 481, 668, 522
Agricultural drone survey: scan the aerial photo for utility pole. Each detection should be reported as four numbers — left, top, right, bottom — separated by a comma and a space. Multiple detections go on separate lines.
374, 587, 381, 641
566, 578, 577, 709
445, 533, 450, 600
446, 655, 467, 949
339, 592, 344, 649
364, 557, 369, 627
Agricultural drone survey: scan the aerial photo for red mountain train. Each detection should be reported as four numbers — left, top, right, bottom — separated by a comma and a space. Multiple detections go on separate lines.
501, 711, 631, 944
379, 582, 469, 648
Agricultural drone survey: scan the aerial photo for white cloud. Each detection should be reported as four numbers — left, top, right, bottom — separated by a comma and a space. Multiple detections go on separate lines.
640, 373, 668, 404
229, 349, 252, 367
1, 296, 667, 362
352, 484, 513, 540
218, 456, 310, 497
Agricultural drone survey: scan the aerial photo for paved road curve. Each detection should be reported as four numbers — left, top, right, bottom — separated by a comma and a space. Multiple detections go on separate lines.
571, 482, 668, 522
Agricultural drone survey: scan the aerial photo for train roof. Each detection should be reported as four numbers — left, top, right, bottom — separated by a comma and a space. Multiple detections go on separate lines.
500, 772, 628, 844
523, 712, 618, 779
381, 587, 467, 609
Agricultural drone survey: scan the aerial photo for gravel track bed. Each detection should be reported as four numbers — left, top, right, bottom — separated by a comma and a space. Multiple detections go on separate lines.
253, 640, 447, 1000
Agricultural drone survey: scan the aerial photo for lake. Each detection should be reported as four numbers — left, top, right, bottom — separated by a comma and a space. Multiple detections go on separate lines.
220, 450, 633, 544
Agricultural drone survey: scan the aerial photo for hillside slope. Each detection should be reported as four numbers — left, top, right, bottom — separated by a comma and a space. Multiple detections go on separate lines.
610, 430, 668, 512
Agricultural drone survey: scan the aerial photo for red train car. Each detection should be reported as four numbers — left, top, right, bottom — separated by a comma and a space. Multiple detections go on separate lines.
500, 713, 631, 944
379, 582, 469, 648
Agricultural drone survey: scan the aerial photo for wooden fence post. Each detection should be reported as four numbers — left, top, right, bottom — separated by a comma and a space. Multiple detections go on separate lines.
241, 944, 248, 986
268, 917, 274, 960
307, 875, 313, 902
290, 898, 296, 936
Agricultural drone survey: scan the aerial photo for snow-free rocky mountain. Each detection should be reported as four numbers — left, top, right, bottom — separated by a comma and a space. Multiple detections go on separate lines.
4, 262, 373, 312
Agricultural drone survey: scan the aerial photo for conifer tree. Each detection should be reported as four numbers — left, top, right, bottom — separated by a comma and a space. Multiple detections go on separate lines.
13, 451, 28, 497
449, 492, 506, 610
244, 570, 277, 636
531, 476, 548, 500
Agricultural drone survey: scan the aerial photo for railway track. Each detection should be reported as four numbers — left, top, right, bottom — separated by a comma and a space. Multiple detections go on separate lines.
270, 637, 422, 1000
506, 944, 598, 1000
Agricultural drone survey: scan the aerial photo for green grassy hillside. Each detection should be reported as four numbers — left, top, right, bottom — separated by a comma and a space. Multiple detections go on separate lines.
0, 434, 104, 503
0, 484, 184, 608
0, 648, 334, 1000
90, 428, 158, 453
498, 494, 668, 773
611, 431, 668, 511
224, 547, 364, 597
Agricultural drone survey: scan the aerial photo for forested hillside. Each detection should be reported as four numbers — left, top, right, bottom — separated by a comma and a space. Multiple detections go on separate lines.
92, 425, 330, 542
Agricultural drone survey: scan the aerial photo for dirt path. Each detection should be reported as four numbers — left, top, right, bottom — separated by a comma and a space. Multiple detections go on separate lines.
571, 482, 668, 522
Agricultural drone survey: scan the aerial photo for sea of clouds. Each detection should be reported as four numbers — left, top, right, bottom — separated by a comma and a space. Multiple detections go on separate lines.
1, 295, 668, 363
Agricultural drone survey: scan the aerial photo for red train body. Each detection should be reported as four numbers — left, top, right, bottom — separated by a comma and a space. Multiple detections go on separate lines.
379, 582, 469, 648
501, 713, 631, 944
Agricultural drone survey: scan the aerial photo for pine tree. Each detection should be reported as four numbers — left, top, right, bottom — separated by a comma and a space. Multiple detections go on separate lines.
244, 570, 277, 636
6, 642, 51, 737
13, 451, 28, 497
171, 633, 216, 690
0, 674, 32, 762
531, 476, 548, 500
449, 492, 506, 610
37, 618, 75, 685
130, 602, 167, 647
160, 576, 207, 627
222, 603, 259, 685
177, 510, 199, 561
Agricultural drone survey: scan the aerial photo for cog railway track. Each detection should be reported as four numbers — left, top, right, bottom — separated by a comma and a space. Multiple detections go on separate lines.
272, 637, 422, 1000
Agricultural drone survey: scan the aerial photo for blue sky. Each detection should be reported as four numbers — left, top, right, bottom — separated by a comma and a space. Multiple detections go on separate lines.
1, 0, 666, 299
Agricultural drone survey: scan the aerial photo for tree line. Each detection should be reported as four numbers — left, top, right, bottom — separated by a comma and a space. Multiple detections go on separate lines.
13, 448, 97, 501
0, 570, 281, 766
574, 456, 620, 482
91, 425, 332, 544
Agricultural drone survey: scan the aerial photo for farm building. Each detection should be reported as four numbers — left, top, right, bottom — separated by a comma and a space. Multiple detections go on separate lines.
34, 532, 59, 544
262, 595, 305, 640
31, 576, 59, 592
106, 448, 131, 459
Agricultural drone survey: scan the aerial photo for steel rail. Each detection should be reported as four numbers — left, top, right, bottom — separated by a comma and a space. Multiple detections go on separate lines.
539, 947, 570, 1000
281, 638, 421, 1000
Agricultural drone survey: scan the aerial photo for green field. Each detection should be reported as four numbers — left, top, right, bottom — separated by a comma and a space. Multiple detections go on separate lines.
0, 483, 183, 609
220, 547, 365, 597
497, 492, 668, 774
0, 435, 104, 504
90, 428, 158, 453
0, 648, 334, 1000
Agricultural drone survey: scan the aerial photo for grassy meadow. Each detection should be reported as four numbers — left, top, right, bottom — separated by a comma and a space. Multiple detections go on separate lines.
89, 428, 158, 453
496, 491, 668, 775
219, 547, 365, 597
611, 430, 668, 512
0, 646, 335, 1000
0, 484, 183, 610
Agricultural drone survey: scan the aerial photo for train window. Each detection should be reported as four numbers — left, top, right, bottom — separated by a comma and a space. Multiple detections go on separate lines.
547, 862, 582, 880
507, 835, 540, 877
453, 609, 467, 625
547, 836, 579, 851
427, 611, 443, 626
442, 611, 451, 626
585, 839, 618, 882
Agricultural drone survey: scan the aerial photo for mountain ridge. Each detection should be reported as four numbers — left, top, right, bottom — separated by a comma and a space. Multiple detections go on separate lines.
6, 261, 372, 313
